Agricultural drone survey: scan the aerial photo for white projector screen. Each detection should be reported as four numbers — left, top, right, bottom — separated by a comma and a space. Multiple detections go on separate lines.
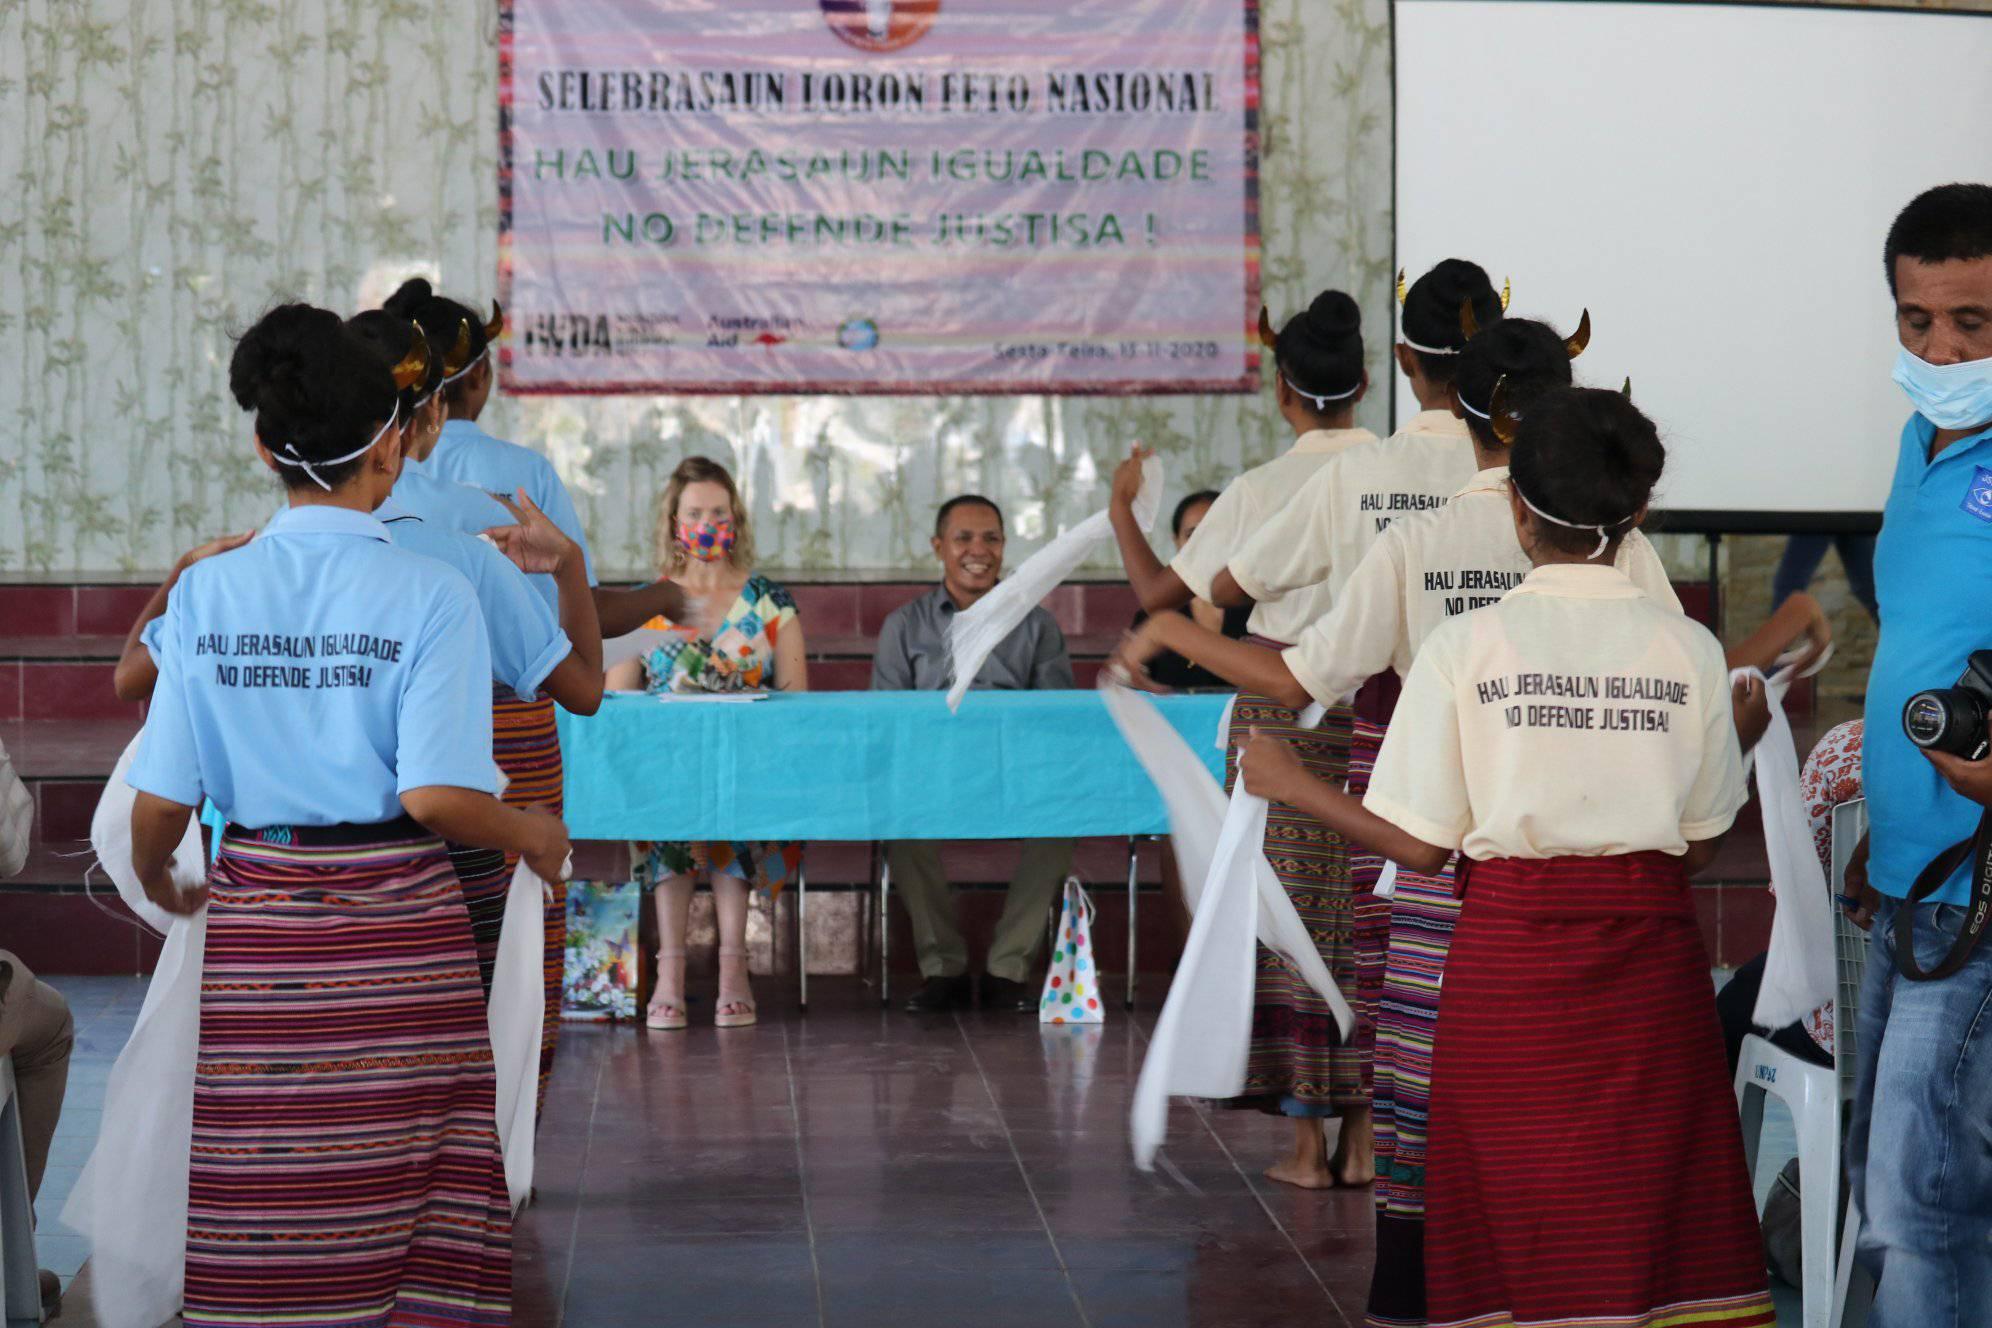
1394, 0, 1992, 527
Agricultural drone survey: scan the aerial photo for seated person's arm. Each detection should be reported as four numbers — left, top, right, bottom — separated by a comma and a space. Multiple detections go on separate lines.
871, 611, 914, 690
594, 581, 689, 639
1031, 617, 1075, 690
776, 617, 810, 692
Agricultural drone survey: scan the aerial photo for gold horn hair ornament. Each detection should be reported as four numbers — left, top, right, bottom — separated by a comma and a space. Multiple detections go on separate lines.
1485, 373, 1524, 447
1459, 297, 1482, 343
1622, 376, 1633, 399
1500, 277, 1512, 311
1256, 306, 1279, 351
442, 319, 474, 376
484, 301, 505, 340
1395, 268, 1408, 305
389, 336, 430, 392
1564, 309, 1593, 359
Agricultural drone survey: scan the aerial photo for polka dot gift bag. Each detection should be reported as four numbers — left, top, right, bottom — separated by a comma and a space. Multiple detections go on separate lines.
1039, 876, 1105, 1025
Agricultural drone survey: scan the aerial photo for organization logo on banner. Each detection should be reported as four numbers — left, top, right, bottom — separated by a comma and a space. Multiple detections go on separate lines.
821, 0, 940, 52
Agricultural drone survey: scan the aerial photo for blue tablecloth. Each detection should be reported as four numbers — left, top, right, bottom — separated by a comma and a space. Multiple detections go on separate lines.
556, 690, 1231, 841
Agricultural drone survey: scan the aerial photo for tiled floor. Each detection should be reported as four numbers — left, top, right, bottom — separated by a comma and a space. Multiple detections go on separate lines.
34, 975, 1803, 1327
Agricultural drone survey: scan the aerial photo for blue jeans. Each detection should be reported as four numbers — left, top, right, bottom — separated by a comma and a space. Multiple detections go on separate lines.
1847, 896, 1992, 1325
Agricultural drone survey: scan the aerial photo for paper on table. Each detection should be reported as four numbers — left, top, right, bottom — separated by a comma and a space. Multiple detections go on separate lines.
651, 691, 768, 704
1739, 666, 1837, 1030
1104, 682, 1356, 1169
946, 454, 1163, 712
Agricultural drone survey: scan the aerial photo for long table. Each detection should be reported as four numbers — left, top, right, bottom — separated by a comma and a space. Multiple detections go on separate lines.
556, 690, 1232, 1005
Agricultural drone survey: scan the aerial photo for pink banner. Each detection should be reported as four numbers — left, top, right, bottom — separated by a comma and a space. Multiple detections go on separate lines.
499, 0, 1260, 395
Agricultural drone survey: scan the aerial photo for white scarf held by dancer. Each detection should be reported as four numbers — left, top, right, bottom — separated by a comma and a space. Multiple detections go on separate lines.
1736, 666, 1837, 1029
1101, 684, 1354, 1170
946, 453, 1164, 711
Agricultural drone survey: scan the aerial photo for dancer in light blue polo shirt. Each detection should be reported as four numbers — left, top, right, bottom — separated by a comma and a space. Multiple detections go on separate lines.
120, 302, 569, 1325
1847, 183, 1992, 1328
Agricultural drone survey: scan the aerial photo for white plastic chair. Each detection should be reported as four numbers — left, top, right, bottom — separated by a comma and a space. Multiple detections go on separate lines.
1733, 797, 1869, 1328
0, 1056, 43, 1327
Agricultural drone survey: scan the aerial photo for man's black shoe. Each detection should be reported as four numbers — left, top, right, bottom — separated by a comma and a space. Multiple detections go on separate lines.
904, 974, 972, 1013
979, 974, 1035, 1012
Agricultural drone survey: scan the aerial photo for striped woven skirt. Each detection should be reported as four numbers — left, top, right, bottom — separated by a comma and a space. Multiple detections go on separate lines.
185, 818, 510, 1327
492, 687, 566, 1120
1224, 682, 1363, 1111
1364, 861, 1460, 1328
1424, 853, 1773, 1328
1345, 714, 1389, 1094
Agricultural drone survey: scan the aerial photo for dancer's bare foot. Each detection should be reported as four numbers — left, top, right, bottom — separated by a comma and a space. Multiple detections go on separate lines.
1264, 1118, 1337, 1189
1329, 1109, 1376, 1187
1264, 1156, 1339, 1189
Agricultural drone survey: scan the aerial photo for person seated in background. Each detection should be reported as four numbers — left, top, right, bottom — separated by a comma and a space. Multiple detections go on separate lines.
873, 495, 1076, 1013
0, 734, 73, 1319
1129, 490, 1252, 691
606, 457, 808, 1032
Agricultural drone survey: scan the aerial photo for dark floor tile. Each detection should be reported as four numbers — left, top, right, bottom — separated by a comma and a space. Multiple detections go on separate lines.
808, 1188, 1048, 1235
813, 1230, 1064, 1273
1072, 1267, 1346, 1328
576, 1193, 811, 1238
818, 1266, 1086, 1328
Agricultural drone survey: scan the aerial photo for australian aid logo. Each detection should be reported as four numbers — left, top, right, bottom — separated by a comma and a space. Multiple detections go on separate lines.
820, 0, 940, 52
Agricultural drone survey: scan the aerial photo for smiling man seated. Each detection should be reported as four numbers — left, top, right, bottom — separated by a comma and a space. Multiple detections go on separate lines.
871, 494, 1076, 1013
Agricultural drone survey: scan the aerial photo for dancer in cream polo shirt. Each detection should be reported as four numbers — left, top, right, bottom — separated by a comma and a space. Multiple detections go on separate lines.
1107, 287, 1385, 1194
1217, 259, 1500, 614
1240, 387, 1772, 1328
1115, 314, 1598, 1328
1131, 290, 1380, 647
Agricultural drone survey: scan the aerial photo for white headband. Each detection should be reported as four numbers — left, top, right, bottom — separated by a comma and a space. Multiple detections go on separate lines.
1281, 373, 1360, 412
1459, 395, 1492, 421
1400, 333, 1459, 357
272, 401, 399, 491
441, 344, 489, 386
1511, 476, 1634, 560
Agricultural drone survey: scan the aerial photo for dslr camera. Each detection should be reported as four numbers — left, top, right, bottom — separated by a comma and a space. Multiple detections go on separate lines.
1903, 650, 1992, 761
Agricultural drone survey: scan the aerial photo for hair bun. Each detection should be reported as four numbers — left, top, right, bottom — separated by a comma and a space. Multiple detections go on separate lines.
229, 303, 338, 412
1303, 289, 1362, 342
384, 277, 435, 318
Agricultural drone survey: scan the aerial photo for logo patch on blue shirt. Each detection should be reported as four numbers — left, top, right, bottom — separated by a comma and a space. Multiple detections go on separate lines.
1963, 466, 1992, 523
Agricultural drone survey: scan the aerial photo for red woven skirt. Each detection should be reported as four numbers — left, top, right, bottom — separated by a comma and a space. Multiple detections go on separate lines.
1224, 675, 1363, 1112
187, 819, 510, 1326
1424, 852, 1773, 1328
492, 687, 566, 1121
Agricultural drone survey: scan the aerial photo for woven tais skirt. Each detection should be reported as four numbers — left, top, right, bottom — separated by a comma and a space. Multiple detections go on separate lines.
492, 686, 566, 1120
184, 817, 510, 1327
1423, 852, 1773, 1328
1223, 678, 1364, 1112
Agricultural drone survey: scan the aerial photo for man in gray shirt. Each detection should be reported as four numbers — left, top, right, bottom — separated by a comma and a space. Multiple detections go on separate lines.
872, 495, 1075, 1012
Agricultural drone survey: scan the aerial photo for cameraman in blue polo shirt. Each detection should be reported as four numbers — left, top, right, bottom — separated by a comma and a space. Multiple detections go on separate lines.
1848, 183, 1992, 1326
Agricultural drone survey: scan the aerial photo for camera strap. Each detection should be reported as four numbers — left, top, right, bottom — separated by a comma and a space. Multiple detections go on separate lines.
1896, 807, 1992, 981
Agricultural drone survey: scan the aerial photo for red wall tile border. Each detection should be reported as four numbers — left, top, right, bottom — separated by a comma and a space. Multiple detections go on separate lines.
21, 661, 136, 722
0, 586, 77, 639
74, 584, 162, 636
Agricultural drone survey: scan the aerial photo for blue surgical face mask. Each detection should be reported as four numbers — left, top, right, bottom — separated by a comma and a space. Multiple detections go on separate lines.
1893, 346, 1992, 432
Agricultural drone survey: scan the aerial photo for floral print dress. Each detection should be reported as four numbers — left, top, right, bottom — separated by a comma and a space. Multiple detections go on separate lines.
630, 573, 803, 891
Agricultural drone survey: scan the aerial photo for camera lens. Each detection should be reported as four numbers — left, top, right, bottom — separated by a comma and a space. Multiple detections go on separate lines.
1905, 693, 1952, 748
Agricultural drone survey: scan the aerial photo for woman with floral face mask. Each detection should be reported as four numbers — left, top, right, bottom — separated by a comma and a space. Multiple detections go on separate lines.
605, 456, 809, 1029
